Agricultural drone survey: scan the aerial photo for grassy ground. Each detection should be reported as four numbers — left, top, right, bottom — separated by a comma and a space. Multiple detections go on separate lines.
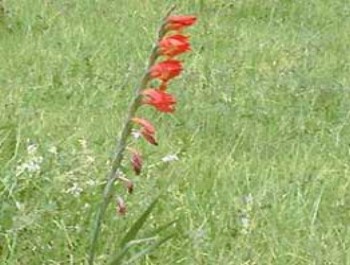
1, 0, 350, 264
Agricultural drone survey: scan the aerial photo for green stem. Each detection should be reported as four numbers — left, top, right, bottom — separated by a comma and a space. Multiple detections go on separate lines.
88, 6, 176, 265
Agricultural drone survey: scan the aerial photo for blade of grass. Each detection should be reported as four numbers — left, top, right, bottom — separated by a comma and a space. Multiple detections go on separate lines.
108, 234, 175, 265
124, 234, 175, 265
145, 219, 178, 237
119, 195, 160, 248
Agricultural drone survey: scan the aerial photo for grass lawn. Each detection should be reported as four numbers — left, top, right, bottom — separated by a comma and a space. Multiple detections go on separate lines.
1, 0, 350, 264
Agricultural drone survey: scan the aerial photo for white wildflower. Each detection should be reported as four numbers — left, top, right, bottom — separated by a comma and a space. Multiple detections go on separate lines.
115, 168, 126, 178
86, 155, 95, 164
66, 183, 83, 197
15, 201, 24, 210
27, 142, 38, 155
161, 154, 179, 163
48, 146, 58, 155
25, 159, 42, 172
239, 213, 251, 234
131, 129, 141, 139
17, 156, 43, 173
78, 139, 88, 149
86, 179, 98, 186
242, 193, 253, 205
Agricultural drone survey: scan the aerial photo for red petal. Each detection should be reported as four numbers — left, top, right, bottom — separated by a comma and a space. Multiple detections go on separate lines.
149, 60, 183, 82
166, 15, 197, 31
132, 117, 156, 134
142, 89, 176, 113
159, 34, 191, 57
141, 130, 158, 146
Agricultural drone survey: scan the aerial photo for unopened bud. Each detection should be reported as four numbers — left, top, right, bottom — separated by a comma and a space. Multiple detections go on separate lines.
128, 148, 143, 175
141, 130, 158, 146
116, 197, 127, 216
118, 175, 134, 194
126, 180, 134, 194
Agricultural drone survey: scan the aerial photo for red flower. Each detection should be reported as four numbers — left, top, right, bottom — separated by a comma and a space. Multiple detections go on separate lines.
159, 34, 191, 58
166, 15, 197, 31
149, 60, 182, 82
142, 89, 176, 113
132, 117, 158, 145
128, 148, 143, 175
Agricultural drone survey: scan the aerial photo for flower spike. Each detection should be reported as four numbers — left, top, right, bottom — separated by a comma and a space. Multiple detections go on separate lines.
89, 9, 197, 264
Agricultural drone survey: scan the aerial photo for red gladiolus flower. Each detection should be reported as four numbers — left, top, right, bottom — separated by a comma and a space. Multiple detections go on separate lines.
142, 89, 176, 113
132, 117, 158, 145
159, 34, 191, 57
149, 60, 182, 82
166, 15, 197, 31
128, 148, 143, 175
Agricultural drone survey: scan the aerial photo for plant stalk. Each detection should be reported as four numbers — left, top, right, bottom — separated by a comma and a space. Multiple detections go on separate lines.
88, 5, 176, 265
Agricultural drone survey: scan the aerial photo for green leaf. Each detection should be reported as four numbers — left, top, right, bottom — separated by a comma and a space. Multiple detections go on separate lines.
107, 195, 161, 265
119, 195, 160, 248
107, 247, 128, 265
108, 234, 175, 265
145, 219, 178, 237
124, 234, 175, 265
0, 123, 16, 167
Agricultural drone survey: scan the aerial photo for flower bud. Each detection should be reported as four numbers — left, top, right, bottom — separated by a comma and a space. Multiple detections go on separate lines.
127, 148, 143, 175
116, 197, 127, 216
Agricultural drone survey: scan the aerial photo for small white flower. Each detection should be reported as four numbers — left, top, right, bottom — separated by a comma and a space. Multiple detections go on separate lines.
131, 129, 141, 139
48, 146, 57, 155
27, 143, 38, 155
15, 201, 24, 210
18, 156, 43, 173
115, 168, 126, 178
86, 179, 97, 186
239, 213, 250, 228
25, 161, 41, 172
86, 155, 95, 164
78, 139, 88, 149
242, 193, 253, 205
66, 183, 83, 197
161, 154, 179, 163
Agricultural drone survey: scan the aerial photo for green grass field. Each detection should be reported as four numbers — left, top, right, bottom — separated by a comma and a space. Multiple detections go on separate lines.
1, 0, 350, 264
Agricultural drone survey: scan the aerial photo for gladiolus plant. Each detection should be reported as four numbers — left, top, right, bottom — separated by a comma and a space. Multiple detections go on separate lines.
88, 6, 196, 265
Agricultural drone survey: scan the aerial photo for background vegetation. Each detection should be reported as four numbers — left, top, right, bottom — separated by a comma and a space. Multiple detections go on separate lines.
1, 0, 350, 264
